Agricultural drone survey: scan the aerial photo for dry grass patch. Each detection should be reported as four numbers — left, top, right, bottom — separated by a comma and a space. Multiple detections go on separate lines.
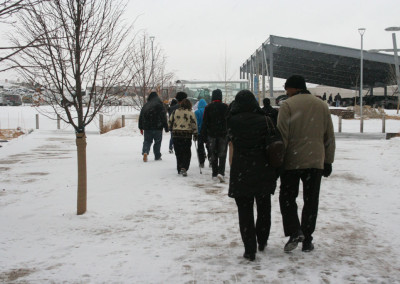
0, 129, 25, 140
385, 114, 400, 120
352, 105, 400, 119
100, 118, 122, 134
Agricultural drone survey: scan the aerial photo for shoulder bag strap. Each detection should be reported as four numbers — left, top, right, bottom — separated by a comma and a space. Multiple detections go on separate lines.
265, 116, 274, 135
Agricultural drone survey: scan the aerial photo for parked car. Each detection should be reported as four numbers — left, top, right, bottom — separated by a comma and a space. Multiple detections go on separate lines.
1, 93, 22, 106
275, 94, 288, 106
22, 94, 33, 104
0, 92, 5, 106
364, 95, 398, 109
341, 97, 357, 107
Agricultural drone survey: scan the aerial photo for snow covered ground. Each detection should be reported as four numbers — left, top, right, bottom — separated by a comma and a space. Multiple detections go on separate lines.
1, 106, 400, 283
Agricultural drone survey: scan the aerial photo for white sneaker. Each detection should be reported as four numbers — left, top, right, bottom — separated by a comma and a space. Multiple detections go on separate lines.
217, 174, 225, 183
212, 176, 218, 181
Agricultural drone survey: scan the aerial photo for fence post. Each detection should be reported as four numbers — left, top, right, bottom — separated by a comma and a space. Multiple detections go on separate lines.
35, 114, 39, 129
57, 115, 61, 130
122, 115, 125, 127
382, 115, 386, 133
338, 116, 342, 133
99, 114, 103, 131
360, 117, 364, 133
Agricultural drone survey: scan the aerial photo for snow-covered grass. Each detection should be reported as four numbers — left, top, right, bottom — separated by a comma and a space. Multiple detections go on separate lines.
1, 106, 400, 283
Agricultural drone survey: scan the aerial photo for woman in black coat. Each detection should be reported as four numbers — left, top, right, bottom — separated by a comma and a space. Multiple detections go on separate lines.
227, 90, 277, 261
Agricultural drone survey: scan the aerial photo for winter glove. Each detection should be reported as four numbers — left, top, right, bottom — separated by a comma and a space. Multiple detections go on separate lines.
140, 129, 143, 135
193, 134, 198, 141
323, 163, 332, 177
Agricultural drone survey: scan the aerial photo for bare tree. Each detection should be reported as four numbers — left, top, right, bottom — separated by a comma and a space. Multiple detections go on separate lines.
129, 32, 174, 110
11, 0, 136, 215
0, 0, 25, 21
0, 0, 47, 66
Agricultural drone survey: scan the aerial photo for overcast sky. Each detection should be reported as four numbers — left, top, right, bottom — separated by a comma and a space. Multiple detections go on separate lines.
1, 0, 399, 86
126, 0, 400, 82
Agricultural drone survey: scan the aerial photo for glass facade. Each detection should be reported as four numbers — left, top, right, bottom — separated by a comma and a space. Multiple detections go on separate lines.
176, 80, 249, 104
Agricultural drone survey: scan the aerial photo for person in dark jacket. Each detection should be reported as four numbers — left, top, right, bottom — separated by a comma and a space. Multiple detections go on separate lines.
167, 99, 178, 153
261, 98, 278, 126
334, 93, 342, 107
328, 93, 333, 105
138, 91, 169, 162
201, 89, 229, 182
227, 90, 277, 261
194, 99, 209, 167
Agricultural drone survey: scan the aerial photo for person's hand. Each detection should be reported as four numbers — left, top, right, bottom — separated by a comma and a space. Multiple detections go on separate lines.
165, 127, 169, 133
193, 134, 198, 141
140, 129, 143, 135
323, 163, 332, 177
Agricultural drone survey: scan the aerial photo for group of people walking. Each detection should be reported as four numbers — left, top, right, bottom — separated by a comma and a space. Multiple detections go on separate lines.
322, 92, 342, 107
138, 75, 336, 261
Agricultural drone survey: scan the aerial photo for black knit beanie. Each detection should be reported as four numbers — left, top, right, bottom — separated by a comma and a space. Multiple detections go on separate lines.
284, 75, 307, 90
175, 91, 188, 102
211, 89, 222, 101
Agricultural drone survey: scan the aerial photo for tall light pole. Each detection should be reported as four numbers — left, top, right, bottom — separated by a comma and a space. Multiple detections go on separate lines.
385, 26, 400, 114
150, 36, 155, 89
358, 28, 366, 133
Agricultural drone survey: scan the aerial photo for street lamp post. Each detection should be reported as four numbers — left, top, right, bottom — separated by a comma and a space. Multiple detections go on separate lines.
150, 36, 155, 89
358, 28, 366, 133
385, 27, 400, 114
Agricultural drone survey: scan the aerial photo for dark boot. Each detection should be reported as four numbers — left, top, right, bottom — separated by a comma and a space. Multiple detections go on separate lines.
258, 241, 267, 252
284, 230, 304, 253
243, 252, 255, 261
302, 241, 314, 252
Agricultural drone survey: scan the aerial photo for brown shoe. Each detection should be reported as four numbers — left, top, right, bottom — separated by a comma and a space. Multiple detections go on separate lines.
143, 153, 148, 162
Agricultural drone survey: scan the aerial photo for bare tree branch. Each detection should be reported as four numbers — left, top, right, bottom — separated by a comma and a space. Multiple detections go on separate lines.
128, 32, 174, 110
12, 0, 136, 132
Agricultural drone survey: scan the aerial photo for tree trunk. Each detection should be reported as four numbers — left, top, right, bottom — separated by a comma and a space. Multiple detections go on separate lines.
76, 132, 87, 215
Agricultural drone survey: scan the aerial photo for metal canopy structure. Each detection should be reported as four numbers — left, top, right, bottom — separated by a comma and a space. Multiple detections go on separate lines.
240, 35, 399, 97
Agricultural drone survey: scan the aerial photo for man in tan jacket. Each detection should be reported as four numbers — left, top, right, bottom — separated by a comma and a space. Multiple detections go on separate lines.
277, 75, 335, 253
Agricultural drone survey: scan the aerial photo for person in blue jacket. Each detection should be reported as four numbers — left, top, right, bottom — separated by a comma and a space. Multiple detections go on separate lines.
194, 99, 209, 167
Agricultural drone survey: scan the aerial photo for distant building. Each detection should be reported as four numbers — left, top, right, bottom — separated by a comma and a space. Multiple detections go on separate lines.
174, 80, 249, 104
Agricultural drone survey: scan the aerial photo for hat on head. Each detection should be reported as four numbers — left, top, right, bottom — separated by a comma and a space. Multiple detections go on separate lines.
231, 90, 259, 113
284, 75, 307, 90
175, 91, 188, 102
147, 91, 159, 101
211, 89, 222, 101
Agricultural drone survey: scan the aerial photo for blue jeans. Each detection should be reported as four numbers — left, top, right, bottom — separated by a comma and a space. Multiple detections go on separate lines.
142, 130, 163, 160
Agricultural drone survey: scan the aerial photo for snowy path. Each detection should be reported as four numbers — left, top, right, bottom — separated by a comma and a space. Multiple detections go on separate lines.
1, 127, 400, 283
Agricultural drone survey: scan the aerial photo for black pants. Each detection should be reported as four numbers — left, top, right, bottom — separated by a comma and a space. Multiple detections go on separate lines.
279, 169, 322, 242
235, 193, 271, 254
196, 135, 208, 164
173, 137, 192, 173
208, 136, 228, 177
